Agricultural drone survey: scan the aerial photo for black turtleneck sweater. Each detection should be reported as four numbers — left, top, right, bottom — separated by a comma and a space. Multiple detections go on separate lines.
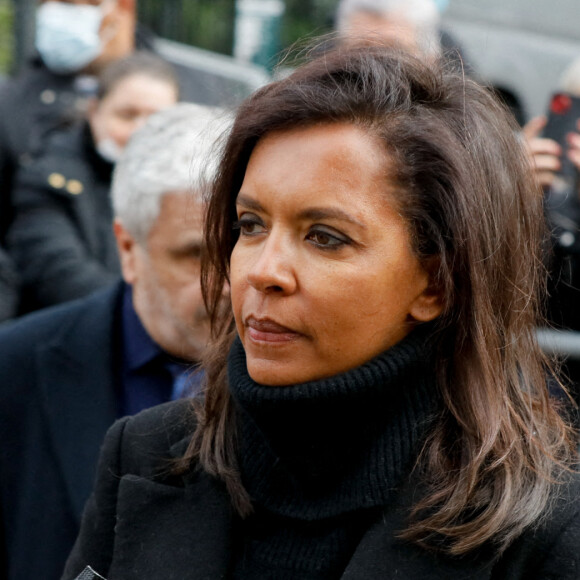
227, 328, 441, 579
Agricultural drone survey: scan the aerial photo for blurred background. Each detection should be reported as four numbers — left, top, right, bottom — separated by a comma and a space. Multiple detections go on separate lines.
0, 0, 336, 76
2, 0, 580, 125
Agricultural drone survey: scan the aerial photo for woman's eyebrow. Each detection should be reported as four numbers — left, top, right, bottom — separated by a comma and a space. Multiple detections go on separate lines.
298, 207, 366, 228
237, 194, 365, 228
235, 194, 264, 212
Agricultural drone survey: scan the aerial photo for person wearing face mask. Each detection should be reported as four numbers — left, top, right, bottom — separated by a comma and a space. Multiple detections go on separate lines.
0, 0, 146, 239
35, 0, 130, 76
6, 51, 179, 314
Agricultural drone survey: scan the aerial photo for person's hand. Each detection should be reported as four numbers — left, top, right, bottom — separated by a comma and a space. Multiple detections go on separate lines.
566, 120, 580, 171
522, 115, 562, 188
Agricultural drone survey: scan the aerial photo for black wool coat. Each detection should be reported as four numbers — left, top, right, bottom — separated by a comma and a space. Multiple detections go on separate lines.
63, 399, 580, 580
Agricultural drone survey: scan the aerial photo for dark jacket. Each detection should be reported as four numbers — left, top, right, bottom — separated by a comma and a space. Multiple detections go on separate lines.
63, 400, 580, 580
0, 283, 123, 580
6, 122, 120, 313
0, 26, 156, 239
0, 246, 19, 323
0, 58, 81, 239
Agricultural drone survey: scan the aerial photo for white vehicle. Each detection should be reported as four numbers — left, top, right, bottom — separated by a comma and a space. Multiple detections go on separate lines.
441, 0, 580, 124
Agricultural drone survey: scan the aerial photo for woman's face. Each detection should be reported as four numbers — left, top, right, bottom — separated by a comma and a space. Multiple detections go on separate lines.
230, 122, 442, 386
89, 73, 178, 153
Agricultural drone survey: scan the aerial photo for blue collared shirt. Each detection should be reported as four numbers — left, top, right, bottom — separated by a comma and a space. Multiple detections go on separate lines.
119, 284, 199, 416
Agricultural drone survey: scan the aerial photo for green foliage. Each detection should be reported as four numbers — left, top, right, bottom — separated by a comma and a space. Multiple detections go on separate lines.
3, 0, 334, 77
0, 0, 13, 75
138, 0, 336, 63
138, 0, 235, 56
282, 0, 335, 48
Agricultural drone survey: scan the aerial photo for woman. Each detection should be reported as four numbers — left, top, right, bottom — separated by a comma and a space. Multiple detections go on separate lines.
7, 51, 178, 313
63, 45, 580, 579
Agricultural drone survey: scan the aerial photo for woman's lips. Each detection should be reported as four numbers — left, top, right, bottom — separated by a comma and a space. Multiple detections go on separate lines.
246, 317, 300, 343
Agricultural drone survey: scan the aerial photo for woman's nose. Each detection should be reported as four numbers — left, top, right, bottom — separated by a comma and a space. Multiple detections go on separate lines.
246, 235, 297, 295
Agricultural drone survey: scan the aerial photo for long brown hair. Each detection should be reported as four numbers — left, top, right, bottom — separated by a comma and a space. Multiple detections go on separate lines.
180, 45, 577, 555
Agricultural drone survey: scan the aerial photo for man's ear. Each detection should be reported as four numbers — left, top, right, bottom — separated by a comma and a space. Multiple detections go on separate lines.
113, 218, 139, 285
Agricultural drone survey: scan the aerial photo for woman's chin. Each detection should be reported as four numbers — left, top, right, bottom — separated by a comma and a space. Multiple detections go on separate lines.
246, 357, 321, 387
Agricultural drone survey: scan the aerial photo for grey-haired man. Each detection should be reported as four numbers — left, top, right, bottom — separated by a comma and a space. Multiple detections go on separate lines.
0, 103, 230, 580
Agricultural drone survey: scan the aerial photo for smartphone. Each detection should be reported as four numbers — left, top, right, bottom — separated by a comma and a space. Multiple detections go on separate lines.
542, 92, 580, 250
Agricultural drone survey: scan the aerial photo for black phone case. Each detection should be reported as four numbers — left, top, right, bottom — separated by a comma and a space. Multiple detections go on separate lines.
542, 92, 580, 251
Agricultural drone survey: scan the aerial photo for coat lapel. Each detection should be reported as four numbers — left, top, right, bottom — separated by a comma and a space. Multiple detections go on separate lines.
108, 462, 234, 579
38, 285, 121, 520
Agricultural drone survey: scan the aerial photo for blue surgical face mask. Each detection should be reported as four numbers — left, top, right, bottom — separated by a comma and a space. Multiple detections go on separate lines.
35, 2, 106, 74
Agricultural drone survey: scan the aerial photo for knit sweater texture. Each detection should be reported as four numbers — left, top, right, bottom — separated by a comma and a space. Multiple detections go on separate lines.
227, 328, 440, 579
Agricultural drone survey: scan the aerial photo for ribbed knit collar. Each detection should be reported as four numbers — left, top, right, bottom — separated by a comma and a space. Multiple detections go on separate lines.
228, 327, 441, 521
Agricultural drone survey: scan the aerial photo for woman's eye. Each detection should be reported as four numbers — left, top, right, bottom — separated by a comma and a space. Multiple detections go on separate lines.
307, 228, 348, 249
233, 216, 265, 236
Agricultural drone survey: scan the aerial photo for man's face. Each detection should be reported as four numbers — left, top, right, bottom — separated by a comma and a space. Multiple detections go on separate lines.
117, 192, 210, 361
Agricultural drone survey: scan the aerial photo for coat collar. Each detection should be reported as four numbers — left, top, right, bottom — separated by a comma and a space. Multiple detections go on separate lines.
106, 467, 234, 579
153, 423, 497, 578
102, 463, 496, 580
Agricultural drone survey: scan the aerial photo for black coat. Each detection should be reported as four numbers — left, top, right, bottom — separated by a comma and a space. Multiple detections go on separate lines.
63, 400, 580, 580
0, 283, 123, 580
6, 122, 121, 313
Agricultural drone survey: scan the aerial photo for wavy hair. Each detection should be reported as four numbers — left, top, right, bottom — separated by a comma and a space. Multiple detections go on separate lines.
178, 44, 577, 555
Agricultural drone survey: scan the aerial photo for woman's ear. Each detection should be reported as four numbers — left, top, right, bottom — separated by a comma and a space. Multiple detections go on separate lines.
409, 257, 444, 322
409, 287, 444, 322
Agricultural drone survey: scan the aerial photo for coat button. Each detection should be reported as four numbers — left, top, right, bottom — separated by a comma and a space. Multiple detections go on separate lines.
66, 179, 84, 195
40, 89, 56, 104
48, 173, 66, 189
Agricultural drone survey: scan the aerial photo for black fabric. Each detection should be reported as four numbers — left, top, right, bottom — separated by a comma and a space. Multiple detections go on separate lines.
6, 121, 120, 313
0, 59, 78, 240
0, 245, 19, 322
228, 331, 439, 579
0, 284, 122, 580
543, 238, 580, 413
63, 353, 580, 579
